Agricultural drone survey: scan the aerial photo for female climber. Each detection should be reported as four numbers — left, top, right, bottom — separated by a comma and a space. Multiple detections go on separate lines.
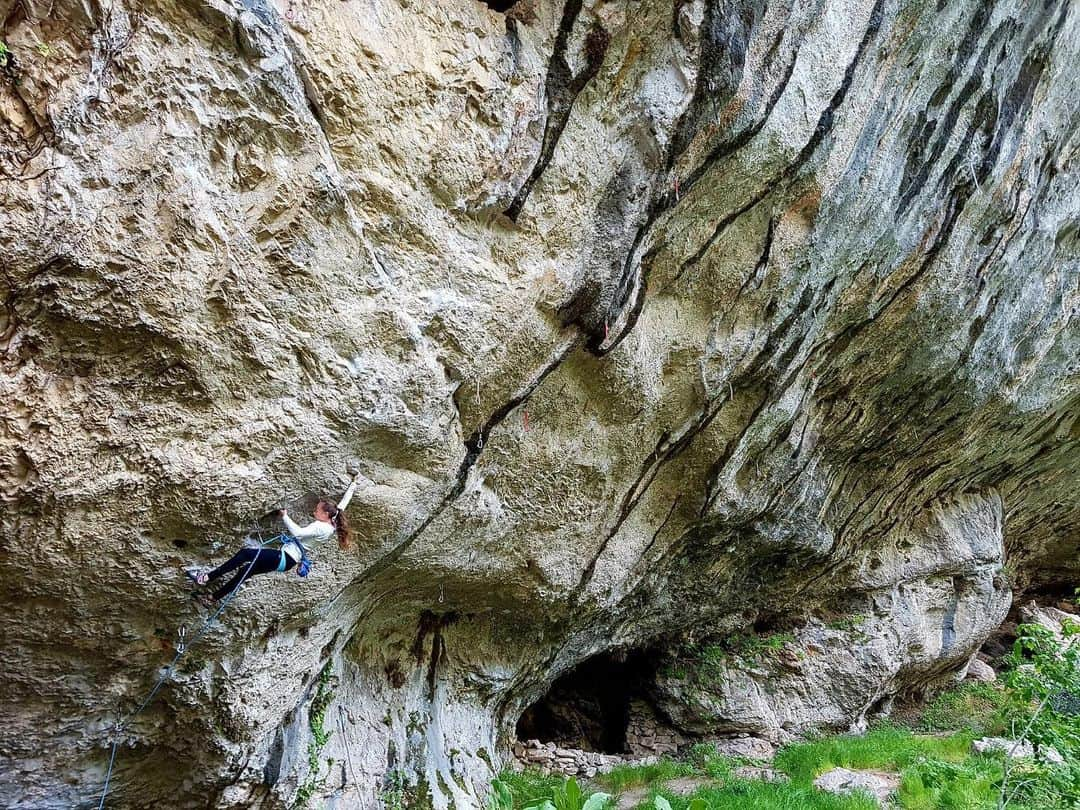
189, 471, 366, 605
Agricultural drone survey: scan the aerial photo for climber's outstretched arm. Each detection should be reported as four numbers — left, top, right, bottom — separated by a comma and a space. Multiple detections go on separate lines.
280, 511, 333, 540
336, 470, 368, 511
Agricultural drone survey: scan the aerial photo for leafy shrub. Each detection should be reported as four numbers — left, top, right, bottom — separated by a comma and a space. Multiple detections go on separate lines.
523, 777, 610, 810
1001, 620, 1080, 758
493, 770, 565, 806
490, 775, 609, 810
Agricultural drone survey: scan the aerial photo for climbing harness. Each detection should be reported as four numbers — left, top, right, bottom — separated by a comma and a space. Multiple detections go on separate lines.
296, 538, 312, 578
95, 533, 283, 808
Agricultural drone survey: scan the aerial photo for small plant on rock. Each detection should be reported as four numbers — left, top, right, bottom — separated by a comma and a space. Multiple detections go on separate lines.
292, 664, 336, 809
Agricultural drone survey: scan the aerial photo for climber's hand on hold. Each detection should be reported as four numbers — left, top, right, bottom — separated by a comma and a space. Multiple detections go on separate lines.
346, 461, 373, 487
277, 508, 287, 518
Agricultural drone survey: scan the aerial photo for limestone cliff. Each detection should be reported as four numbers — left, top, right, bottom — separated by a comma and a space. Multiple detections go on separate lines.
0, 0, 1076, 808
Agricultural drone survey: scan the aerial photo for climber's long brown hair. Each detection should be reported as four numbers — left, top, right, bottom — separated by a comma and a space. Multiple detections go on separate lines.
319, 499, 352, 550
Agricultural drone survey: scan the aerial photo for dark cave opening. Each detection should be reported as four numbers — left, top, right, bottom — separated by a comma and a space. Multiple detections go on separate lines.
1024, 582, 1080, 604
515, 649, 661, 754
478, 0, 518, 11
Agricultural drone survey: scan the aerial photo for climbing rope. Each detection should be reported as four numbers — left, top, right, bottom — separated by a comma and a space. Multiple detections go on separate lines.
336, 705, 364, 808
95, 533, 287, 808
97, 732, 120, 810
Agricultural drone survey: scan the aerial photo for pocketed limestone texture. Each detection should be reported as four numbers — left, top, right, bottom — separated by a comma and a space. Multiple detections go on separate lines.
0, 0, 1076, 808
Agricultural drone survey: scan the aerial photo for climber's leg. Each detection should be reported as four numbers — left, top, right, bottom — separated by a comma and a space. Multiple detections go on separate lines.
211, 549, 286, 601
203, 547, 259, 584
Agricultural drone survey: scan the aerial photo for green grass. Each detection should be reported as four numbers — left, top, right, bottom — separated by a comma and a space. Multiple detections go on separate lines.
495, 770, 567, 806
655, 780, 878, 810
772, 725, 1020, 810
917, 682, 1007, 735
497, 729, 1075, 810
495, 673, 1076, 810
774, 724, 975, 784
595, 758, 695, 791
898, 756, 1002, 809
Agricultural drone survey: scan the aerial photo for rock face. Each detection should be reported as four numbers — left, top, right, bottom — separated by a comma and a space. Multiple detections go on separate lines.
964, 657, 997, 683
971, 737, 1036, 759
813, 768, 900, 805
653, 493, 1011, 741
0, 1, 1076, 808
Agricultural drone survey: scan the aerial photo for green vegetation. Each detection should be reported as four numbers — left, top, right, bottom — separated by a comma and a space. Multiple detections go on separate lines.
487, 777, 515, 810
493, 770, 566, 805
382, 769, 408, 810
774, 725, 974, 784
497, 766, 874, 810
0, 41, 10, 68
1001, 619, 1080, 757
899, 756, 1003, 809
652, 780, 877, 810
498, 721, 1072, 809
825, 615, 869, 637
919, 681, 1007, 735
293, 663, 336, 809
490, 776, 608, 810
597, 758, 695, 791
664, 632, 797, 681
997, 617, 1080, 808
493, 616, 1079, 809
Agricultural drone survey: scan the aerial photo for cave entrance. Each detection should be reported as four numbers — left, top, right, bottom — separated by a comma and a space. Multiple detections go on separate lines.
479, 1, 518, 11
515, 649, 660, 754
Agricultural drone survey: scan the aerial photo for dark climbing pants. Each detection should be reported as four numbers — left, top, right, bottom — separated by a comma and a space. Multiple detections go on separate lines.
207, 547, 295, 601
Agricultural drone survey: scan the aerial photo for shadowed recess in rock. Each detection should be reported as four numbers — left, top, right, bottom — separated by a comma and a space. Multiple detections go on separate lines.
479, 0, 520, 11
516, 648, 666, 754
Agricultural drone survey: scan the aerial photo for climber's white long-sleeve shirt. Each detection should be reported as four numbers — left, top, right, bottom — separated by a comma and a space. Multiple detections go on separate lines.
280, 476, 361, 561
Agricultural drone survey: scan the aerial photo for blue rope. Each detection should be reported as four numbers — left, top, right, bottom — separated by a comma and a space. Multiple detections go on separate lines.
95, 534, 288, 807
96, 737, 119, 810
